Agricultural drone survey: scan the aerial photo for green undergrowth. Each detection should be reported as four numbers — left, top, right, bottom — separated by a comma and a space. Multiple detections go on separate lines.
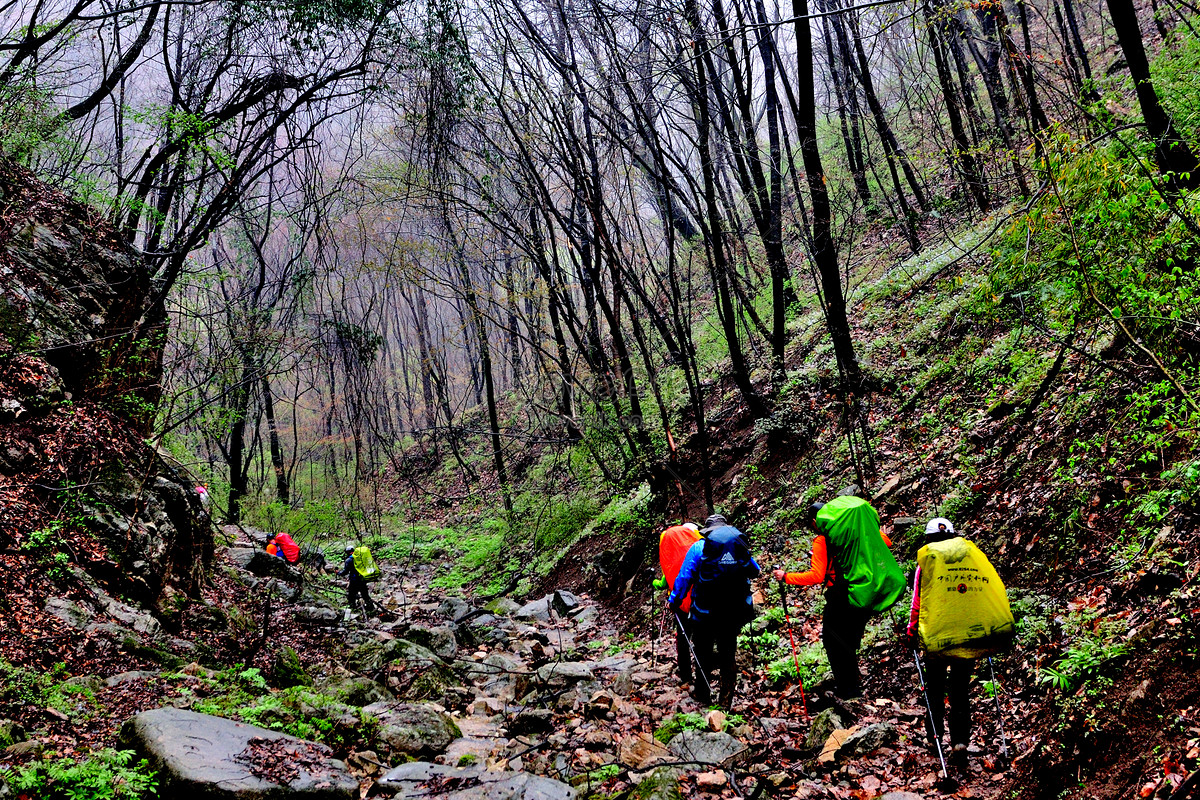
0, 748, 157, 800
179, 667, 378, 750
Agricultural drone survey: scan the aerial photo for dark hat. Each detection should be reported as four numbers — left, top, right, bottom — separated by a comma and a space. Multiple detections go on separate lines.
699, 514, 728, 534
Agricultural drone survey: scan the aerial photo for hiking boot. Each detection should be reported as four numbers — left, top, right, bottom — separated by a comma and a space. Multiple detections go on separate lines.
950, 743, 968, 769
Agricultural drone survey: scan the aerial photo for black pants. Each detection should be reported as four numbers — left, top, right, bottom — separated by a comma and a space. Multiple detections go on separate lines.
822, 591, 874, 699
924, 656, 973, 746
674, 613, 693, 684
691, 615, 741, 707
348, 581, 374, 613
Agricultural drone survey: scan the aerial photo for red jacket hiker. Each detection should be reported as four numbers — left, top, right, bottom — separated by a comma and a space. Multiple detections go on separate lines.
271, 533, 300, 563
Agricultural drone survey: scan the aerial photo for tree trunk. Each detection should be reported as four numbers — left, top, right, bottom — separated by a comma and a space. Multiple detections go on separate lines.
1106, 0, 1200, 185
792, 0, 863, 392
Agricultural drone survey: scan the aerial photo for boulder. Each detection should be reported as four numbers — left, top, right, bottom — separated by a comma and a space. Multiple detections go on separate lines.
45, 597, 93, 629
632, 768, 680, 800
0, 720, 26, 748
364, 702, 461, 758
120, 707, 356, 798
551, 591, 581, 616
839, 722, 896, 756
321, 674, 394, 706
105, 670, 158, 688
380, 761, 575, 800
514, 596, 554, 623
535, 662, 594, 687
484, 597, 521, 616
438, 597, 473, 622
666, 731, 747, 768
572, 607, 599, 628
296, 606, 340, 626
619, 733, 672, 771
405, 624, 459, 661
507, 708, 555, 736
473, 653, 530, 701
804, 708, 848, 751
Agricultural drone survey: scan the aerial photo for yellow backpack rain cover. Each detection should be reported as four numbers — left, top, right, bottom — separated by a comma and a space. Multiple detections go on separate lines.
917, 537, 1015, 658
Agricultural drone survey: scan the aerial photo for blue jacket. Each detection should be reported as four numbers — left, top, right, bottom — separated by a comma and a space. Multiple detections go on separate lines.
668, 526, 760, 619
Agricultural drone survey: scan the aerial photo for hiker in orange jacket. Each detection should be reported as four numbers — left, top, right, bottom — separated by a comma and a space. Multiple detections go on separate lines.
772, 501, 894, 699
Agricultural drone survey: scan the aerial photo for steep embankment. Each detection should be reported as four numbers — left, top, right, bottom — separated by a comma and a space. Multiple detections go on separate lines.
0, 161, 213, 686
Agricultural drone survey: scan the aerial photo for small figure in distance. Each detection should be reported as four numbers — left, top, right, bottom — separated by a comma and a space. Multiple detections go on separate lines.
268, 532, 300, 563
340, 544, 376, 616
668, 514, 761, 709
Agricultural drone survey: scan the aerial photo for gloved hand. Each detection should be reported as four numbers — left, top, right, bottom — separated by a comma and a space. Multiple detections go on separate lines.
904, 629, 920, 651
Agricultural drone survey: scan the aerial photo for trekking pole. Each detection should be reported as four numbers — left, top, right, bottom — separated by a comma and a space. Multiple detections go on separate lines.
673, 610, 713, 701
775, 573, 809, 720
987, 657, 1011, 762
912, 649, 953, 784
651, 604, 667, 669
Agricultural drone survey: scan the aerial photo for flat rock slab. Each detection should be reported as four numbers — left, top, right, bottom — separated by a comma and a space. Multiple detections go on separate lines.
667, 731, 747, 768
120, 707, 357, 799
380, 762, 576, 800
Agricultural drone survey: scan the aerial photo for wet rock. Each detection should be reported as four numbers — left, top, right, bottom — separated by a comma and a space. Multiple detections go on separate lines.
551, 590, 581, 616
805, 708, 848, 750
120, 707, 357, 798
666, 731, 747, 768
296, 606, 340, 626
45, 597, 93, 629
508, 708, 555, 736
485, 597, 521, 616
536, 662, 594, 687
438, 597, 473, 622
515, 596, 554, 623
380, 761, 576, 800
364, 702, 461, 758
0, 720, 26, 748
836, 484, 862, 497
474, 653, 529, 701
620, 733, 672, 771
839, 722, 896, 756
406, 624, 459, 661
572, 607, 599, 628
695, 771, 727, 793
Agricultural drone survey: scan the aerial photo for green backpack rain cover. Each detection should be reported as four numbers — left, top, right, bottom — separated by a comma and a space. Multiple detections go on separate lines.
352, 546, 381, 582
817, 497, 905, 613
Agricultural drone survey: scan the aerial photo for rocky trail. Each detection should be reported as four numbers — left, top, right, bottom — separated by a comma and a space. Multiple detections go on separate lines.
2, 520, 1037, 799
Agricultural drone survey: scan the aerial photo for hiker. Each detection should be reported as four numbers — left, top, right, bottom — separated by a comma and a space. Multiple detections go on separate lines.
906, 518, 1015, 768
268, 532, 300, 563
340, 544, 376, 614
658, 522, 702, 683
668, 514, 761, 708
773, 497, 904, 700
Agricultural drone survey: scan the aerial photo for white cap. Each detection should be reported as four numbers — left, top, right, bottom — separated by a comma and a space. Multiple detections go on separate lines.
682, 522, 700, 532
925, 517, 955, 535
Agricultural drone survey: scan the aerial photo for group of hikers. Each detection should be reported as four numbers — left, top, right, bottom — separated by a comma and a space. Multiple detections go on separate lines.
659, 495, 1015, 771
261, 533, 382, 615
